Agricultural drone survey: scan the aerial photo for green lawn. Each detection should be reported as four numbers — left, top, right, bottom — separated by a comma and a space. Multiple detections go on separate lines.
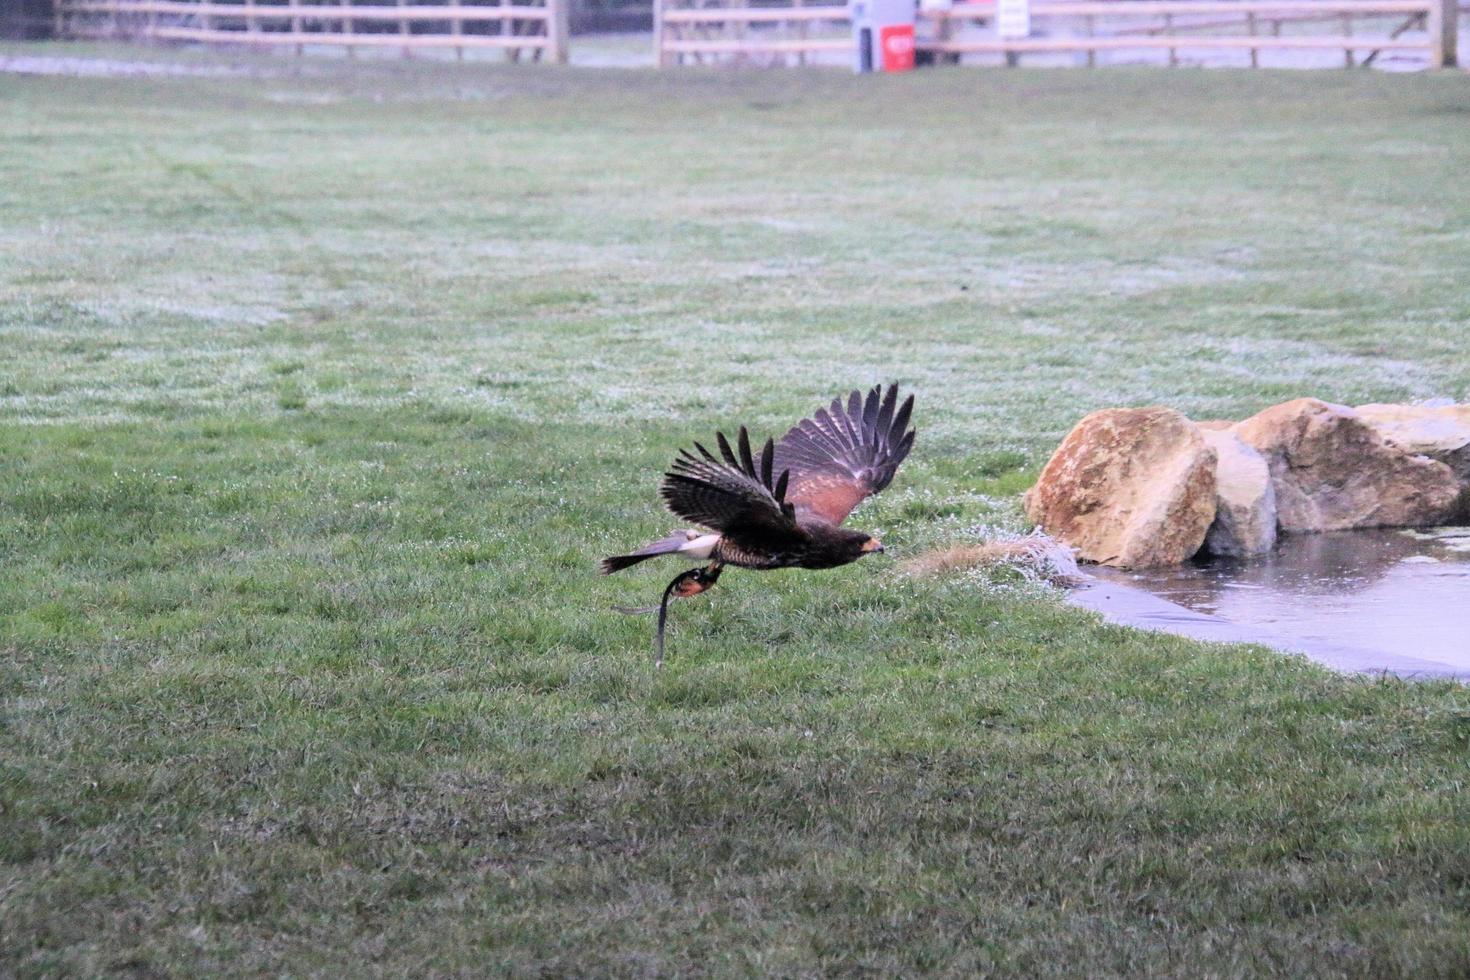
3, 45, 1470, 977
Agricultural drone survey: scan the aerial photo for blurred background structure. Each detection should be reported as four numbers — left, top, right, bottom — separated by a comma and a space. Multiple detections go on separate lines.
1, 0, 1464, 70
0, 0, 56, 38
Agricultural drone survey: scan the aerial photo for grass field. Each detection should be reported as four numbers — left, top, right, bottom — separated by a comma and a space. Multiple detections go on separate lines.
3, 45, 1470, 977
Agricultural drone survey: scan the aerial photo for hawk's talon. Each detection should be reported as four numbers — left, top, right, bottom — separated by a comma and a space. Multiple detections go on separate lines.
654, 563, 722, 669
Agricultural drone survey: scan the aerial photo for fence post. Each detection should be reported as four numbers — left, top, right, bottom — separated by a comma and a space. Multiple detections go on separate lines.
341, 0, 355, 59
936, 9, 954, 62
1427, 0, 1456, 67
795, 0, 807, 67
546, 0, 569, 62
653, 0, 669, 67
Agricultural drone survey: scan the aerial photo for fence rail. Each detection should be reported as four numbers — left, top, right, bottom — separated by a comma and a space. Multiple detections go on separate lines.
62, 0, 551, 17
56, 0, 569, 60
928, 0, 1430, 15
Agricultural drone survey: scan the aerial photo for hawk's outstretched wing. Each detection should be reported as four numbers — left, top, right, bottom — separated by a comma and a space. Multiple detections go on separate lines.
773, 384, 915, 526
660, 426, 798, 543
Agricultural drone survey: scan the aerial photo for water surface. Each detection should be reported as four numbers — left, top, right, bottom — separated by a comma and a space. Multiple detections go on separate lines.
1079, 528, 1470, 679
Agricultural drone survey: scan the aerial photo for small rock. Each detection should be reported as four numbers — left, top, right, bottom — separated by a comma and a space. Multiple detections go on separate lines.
1200, 428, 1277, 558
1025, 407, 1218, 568
1232, 398, 1461, 532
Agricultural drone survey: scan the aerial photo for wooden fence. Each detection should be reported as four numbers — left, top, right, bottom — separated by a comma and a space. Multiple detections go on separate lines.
47, 0, 1463, 65
651, 0, 1457, 67
653, 0, 850, 66
56, 0, 569, 60
920, 0, 1457, 68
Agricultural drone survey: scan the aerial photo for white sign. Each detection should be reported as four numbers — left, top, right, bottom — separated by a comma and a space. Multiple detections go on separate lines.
997, 0, 1030, 38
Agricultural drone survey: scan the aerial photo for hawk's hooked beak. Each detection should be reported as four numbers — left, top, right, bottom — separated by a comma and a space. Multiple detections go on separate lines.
862, 538, 884, 554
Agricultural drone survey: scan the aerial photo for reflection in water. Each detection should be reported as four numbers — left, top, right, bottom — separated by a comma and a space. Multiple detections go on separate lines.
1089, 528, 1470, 668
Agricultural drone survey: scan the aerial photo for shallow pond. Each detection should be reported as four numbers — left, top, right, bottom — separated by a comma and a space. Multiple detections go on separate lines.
1076, 528, 1470, 680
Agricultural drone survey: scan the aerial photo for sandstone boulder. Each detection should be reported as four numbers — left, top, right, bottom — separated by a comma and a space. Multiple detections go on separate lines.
1200, 428, 1277, 558
1232, 398, 1460, 533
1354, 403, 1470, 481
1024, 407, 1218, 568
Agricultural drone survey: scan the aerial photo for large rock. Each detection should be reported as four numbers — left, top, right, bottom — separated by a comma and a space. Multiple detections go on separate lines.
1024, 407, 1218, 568
1200, 428, 1277, 558
1354, 403, 1470, 481
1232, 398, 1460, 533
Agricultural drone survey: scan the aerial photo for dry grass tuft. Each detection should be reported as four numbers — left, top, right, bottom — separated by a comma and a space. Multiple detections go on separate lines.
900, 535, 1085, 586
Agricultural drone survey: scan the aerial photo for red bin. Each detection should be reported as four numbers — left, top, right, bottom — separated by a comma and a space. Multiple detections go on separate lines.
879, 24, 916, 72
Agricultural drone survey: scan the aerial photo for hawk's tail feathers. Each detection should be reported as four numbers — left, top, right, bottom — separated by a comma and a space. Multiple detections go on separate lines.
600, 531, 708, 575
601, 552, 664, 574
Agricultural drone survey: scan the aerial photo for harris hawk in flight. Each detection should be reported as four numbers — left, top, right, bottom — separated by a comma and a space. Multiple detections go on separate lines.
603, 384, 916, 665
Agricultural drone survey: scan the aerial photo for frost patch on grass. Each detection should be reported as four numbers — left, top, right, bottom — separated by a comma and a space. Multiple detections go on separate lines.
140, 299, 288, 326
0, 55, 252, 78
